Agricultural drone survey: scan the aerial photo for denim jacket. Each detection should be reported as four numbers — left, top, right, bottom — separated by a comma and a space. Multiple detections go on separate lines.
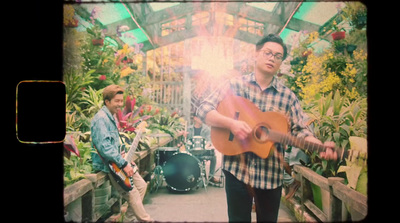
91, 106, 127, 173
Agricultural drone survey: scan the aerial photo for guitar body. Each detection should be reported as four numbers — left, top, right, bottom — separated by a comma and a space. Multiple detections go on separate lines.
107, 121, 147, 192
211, 95, 289, 159
108, 162, 134, 191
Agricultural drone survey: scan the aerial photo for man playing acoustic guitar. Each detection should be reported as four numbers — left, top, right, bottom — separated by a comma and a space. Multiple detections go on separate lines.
197, 34, 337, 222
91, 84, 153, 222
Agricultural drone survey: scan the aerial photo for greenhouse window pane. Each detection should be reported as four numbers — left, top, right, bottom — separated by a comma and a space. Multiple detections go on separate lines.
149, 3, 180, 12
120, 28, 148, 44
294, 2, 344, 26
279, 28, 298, 44
81, 3, 132, 25
247, 2, 277, 12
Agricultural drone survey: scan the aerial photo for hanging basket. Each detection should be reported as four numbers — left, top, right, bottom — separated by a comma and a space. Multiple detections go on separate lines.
92, 39, 104, 46
331, 31, 346, 40
64, 18, 79, 28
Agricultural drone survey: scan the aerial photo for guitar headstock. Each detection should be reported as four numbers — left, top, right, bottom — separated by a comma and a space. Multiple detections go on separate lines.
137, 121, 148, 130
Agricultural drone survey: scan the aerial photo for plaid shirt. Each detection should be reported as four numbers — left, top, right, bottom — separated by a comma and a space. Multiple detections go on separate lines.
197, 73, 313, 189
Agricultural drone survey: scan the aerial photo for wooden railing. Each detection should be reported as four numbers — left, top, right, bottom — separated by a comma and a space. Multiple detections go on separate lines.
64, 133, 183, 222
292, 165, 367, 222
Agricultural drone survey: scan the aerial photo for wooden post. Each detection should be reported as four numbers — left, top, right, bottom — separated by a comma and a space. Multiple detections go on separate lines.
297, 169, 306, 216
81, 189, 94, 222
183, 39, 192, 121
327, 177, 345, 222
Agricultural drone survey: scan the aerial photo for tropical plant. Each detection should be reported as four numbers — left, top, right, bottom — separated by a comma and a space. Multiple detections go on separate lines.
338, 136, 367, 195
116, 95, 152, 132
64, 69, 96, 110
148, 107, 185, 137
79, 86, 104, 117
64, 139, 93, 187
303, 90, 367, 178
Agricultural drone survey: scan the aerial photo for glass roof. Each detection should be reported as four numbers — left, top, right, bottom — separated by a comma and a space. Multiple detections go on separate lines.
81, 3, 131, 25
149, 2, 180, 12
246, 2, 277, 12
69, 1, 355, 53
293, 2, 345, 26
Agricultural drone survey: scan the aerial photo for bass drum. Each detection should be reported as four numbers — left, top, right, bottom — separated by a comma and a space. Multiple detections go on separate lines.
163, 151, 202, 192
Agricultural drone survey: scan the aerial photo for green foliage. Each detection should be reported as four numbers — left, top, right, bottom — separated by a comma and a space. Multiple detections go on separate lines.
64, 140, 93, 187
303, 91, 367, 178
148, 108, 185, 138
65, 69, 96, 111
79, 86, 104, 117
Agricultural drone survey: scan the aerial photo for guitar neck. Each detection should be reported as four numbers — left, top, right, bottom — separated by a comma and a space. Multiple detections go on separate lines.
268, 130, 344, 159
125, 129, 143, 164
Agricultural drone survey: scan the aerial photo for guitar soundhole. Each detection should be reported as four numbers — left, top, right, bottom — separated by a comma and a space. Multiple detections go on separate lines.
254, 125, 269, 143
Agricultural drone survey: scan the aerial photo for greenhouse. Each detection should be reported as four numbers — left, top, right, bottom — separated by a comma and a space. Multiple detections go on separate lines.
63, 1, 367, 222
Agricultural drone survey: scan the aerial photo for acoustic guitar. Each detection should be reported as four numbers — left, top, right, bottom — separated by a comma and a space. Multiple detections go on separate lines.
108, 121, 147, 191
210, 95, 345, 159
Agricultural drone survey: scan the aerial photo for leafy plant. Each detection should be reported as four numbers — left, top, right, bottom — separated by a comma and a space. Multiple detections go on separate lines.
338, 136, 367, 195
64, 139, 93, 187
304, 90, 367, 178
116, 95, 152, 132
148, 107, 185, 137
79, 86, 104, 117
64, 69, 96, 111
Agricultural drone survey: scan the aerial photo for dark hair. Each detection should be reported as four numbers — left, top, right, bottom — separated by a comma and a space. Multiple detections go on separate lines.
255, 34, 287, 60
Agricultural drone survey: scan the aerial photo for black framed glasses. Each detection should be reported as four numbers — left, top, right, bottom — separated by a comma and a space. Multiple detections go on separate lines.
261, 50, 284, 62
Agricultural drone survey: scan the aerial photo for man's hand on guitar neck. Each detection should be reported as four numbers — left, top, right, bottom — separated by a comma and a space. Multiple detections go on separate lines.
305, 136, 337, 160
123, 164, 134, 177
121, 150, 137, 177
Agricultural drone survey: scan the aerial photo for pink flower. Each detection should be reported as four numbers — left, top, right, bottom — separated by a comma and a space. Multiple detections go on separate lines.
99, 75, 106, 81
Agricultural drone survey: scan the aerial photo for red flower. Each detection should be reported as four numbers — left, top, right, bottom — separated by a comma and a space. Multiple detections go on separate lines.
170, 111, 178, 117
123, 95, 136, 115
154, 108, 160, 115
99, 75, 106, 80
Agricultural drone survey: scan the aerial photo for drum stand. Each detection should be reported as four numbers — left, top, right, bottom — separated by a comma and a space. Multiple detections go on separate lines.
151, 151, 164, 193
200, 160, 209, 192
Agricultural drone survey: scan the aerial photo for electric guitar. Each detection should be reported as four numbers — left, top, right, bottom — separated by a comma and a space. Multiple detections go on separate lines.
210, 95, 345, 160
108, 121, 147, 191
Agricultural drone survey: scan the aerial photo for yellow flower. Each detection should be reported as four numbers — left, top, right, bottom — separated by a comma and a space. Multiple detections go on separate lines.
120, 67, 135, 78
345, 87, 359, 100
353, 49, 367, 61
118, 44, 130, 56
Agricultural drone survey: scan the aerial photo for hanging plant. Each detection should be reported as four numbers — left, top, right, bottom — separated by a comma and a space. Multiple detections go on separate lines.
63, 5, 78, 28
331, 20, 346, 40
341, 2, 367, 30
86, 7, 106, 45
331, 31, 346, 40
91, 38, 104, 46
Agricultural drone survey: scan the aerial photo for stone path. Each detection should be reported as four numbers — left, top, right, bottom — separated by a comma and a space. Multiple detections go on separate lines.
143, 184, 296, 222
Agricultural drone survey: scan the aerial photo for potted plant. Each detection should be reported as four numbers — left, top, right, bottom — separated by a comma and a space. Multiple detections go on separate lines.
341, 2, 367, 30
64, 5, 79, 28
331, 20, 346, 40
86, 7, 106, 46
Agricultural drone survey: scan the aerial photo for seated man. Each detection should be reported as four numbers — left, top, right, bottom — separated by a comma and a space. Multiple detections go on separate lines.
91, 84, 153, 222
186, 114, 221, 185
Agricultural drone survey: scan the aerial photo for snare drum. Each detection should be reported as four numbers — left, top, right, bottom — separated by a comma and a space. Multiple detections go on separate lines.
189, 136, 206, 150
156, 147, 178, 166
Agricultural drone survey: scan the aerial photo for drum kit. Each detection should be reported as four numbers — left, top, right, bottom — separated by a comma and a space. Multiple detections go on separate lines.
151, 136, 223, 193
